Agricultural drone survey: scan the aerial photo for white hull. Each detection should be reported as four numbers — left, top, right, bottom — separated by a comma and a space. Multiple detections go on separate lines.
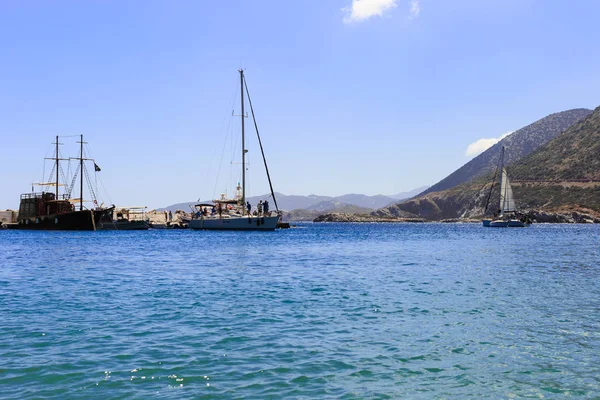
188, 215, 280, 230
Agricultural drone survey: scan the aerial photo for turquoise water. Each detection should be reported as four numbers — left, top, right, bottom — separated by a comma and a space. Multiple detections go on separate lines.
1, 223, 599, 398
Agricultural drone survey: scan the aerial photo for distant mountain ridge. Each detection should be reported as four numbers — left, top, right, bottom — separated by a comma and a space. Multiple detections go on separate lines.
420, 108, 592, 196
158, 188, 427, 214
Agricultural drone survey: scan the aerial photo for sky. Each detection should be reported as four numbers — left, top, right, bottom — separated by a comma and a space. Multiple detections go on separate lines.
1, 0, 600, 209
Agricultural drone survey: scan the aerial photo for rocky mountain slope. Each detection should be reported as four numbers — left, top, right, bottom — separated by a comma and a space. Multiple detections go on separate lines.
420, 108, 592, 196
375, 106, 600, 221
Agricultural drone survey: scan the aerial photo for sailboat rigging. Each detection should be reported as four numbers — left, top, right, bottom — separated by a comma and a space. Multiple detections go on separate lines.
482, 146, 531, 228
188, 70, 281, 230
8, 135, 114, 230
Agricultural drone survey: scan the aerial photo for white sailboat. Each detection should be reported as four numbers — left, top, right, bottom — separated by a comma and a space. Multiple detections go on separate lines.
482, 146, 530, 227
188, 70, 281, 231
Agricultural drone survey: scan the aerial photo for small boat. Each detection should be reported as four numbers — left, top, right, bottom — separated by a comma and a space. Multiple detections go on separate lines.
482, 146, 531, 228
9, 135, 114, 230
188, 70, 280, 231
100, 206, 149, 230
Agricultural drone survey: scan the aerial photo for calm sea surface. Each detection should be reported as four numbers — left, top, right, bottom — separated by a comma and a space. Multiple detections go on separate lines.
1, 223, 599, 399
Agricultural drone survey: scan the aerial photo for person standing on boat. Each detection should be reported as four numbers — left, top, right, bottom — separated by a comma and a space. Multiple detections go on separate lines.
264, 200, 269, 216
168, 210, 173, 222
217, 202, 222, 218
257, 200, 263, 216
246, 201, 251, 215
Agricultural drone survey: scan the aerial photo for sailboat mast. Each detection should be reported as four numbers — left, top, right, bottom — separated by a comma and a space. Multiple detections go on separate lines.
55, 135, 59, 199
499, 146, 505, 213
80, 134, 84, 211
240, 69, 246, 210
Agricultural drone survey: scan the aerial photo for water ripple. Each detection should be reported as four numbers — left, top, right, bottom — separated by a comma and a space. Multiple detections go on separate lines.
0, 224, 599, 398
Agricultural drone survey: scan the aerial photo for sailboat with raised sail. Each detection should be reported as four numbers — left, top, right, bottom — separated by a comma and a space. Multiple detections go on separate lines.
482, 146, 530, 227
188, 70, 281, 230
8, 135, 114, 230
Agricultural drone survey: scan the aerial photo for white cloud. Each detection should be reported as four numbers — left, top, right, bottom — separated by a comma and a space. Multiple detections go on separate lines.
409, 0, 421, 18
465, 131, 514, 157
343, 0, 398, 23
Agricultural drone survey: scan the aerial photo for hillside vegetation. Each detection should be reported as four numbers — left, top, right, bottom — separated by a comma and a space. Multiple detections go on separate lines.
511, 106, 600, 181
421, 108, 592, 196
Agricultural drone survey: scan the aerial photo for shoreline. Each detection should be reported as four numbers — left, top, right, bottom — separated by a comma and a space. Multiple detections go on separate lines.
311, 211, 600, 224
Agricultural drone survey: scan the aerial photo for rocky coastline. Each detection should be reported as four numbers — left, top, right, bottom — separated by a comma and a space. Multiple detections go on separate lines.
313, 213, 425, 223
313, 210, 600, 224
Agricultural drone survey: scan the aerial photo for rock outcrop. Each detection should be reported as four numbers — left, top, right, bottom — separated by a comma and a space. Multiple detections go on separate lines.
313, 213, 424, 223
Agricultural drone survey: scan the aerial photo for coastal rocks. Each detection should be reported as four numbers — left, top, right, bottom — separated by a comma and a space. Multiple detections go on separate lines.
314, 209, 599, 224
525, 210, 600, 223
371, 204, 421, 219
313, 213, 424, 223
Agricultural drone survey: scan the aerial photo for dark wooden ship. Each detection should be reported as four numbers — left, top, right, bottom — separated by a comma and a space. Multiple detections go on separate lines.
8, 135, 113, 231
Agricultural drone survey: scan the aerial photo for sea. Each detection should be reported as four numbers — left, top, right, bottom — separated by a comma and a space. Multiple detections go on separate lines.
1, 223, 599, 399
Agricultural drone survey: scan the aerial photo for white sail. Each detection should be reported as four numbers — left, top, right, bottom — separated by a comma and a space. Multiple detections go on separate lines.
500, 168, 515, 213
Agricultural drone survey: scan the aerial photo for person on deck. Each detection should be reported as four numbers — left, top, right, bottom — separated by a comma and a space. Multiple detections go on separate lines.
257, 200, 263, 216
246, 201, 251, 215
264, 200, 269, 215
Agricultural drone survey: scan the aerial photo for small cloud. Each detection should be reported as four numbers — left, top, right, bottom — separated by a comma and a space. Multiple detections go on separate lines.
343, 0, 398, 23
465, 131, 514, 157
409, 0, 421, 18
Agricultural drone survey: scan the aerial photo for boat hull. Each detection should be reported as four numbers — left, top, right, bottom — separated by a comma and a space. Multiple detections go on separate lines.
7, 208, 113, 231
188, 215, 280, 230
100, 220, 149, 230
485, 219, 528, 228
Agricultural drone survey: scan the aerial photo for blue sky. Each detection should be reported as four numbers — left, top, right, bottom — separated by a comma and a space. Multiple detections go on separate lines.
1, 0, 599, 209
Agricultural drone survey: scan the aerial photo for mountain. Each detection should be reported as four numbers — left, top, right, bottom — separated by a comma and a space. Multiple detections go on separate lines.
510, 107, 600, 181
420, 108, 592, 196
157, 193, 329, 213
375, 106, 600, 221
329, 194, 396, 209
158, 191, 412, 213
